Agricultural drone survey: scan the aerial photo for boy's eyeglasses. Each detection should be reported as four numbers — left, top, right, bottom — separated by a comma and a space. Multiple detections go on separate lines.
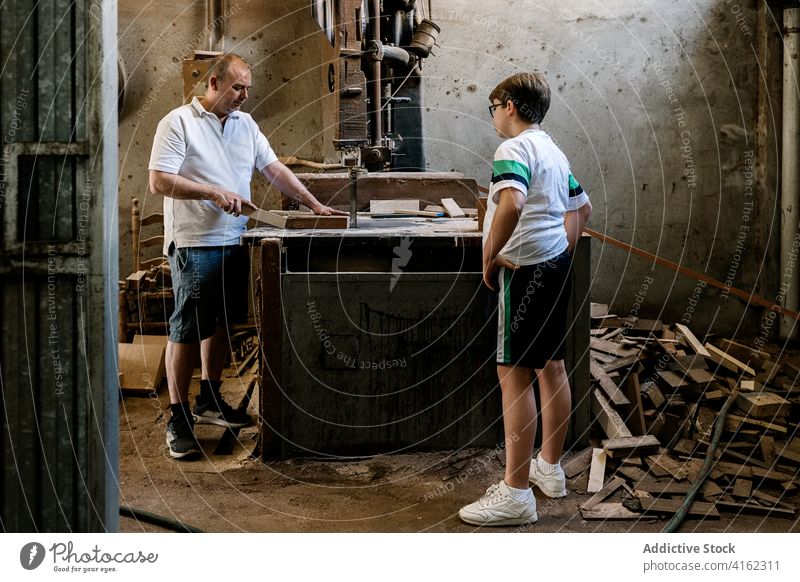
488, 103, 505, 118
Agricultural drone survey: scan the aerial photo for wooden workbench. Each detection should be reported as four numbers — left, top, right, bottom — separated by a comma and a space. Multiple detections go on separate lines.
242, 217, 590, 460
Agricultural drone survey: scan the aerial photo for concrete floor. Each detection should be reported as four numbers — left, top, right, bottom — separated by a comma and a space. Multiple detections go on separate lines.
118, 373, 800, 534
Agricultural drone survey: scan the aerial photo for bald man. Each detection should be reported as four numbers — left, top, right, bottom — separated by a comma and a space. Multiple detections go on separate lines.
149, 53, 346, 459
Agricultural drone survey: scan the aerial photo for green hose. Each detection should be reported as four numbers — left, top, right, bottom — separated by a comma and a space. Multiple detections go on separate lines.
661, 390, 737, 533
120, 505, 205, 533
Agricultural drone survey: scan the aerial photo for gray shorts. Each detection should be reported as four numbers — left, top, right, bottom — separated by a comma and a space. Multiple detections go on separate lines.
167, 244, 249, 343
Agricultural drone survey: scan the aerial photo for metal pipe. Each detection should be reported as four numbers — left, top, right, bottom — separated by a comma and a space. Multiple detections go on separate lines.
206, 0, 227, 52
781, 8, 800, 339
369, 0, 382, 145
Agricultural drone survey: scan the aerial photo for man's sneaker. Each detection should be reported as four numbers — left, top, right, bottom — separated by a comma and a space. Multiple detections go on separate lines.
193, 394, 252, 428
529, 457, 568, 498
458, 481, 538, 526
165, 414, 201, 460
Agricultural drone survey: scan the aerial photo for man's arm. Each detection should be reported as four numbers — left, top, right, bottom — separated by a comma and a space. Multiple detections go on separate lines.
564, 199, 592, 254
149, 170, 256, 216
483, 187, 525, 291
260, 160, 347, 216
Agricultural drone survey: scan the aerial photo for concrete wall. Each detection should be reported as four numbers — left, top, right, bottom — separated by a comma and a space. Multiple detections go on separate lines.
424, 0, 779, 337
119, 0, 780, 336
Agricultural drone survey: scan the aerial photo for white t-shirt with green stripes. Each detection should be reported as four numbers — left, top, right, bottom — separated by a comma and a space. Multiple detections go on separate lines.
483, 128, 589, 266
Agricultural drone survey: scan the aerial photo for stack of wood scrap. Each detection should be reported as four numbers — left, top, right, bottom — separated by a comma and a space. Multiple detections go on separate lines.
577, 304, 799, 522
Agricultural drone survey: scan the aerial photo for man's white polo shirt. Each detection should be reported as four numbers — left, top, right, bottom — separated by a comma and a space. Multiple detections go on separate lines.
148, 97, 278, 254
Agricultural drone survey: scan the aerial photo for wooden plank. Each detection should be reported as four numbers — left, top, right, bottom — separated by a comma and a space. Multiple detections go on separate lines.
647, 452, 689, 480
589, 350, 616, 364
587, 448, 607, 493
602, 435, 660, 458
562, 447, 593, 478
601, 353, 640, 374
590, 303, 609, 318
615, 465, 649, 482
581, 476, 625, 510
657, 370, 689, 391
715, 500, 795, 518
724, 413, 787, 435
581, 502, 642, 520
704, 343, 756, 375
590, 359, 630, 406
775, 444, 800, 465
394, 208, 444, 217
590, 337, 638, 358
640, 381, 665, 408
633, 480, 692, 495
639, 498, 720, 518
247, 209, 349, 229
732, 479, 752, 498
736, 392, 790, 418
369, 199, 419, 213
132, 335, 168, 389
686, 367, 716, 385
591, 389, 632, 440
118, 343, 165, 394
674, 323, 710, 357
440, 197, 465, 218
760, 436, 776, 465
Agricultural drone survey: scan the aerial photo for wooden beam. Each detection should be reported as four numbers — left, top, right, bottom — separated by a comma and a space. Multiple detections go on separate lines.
581, 476, 625, 510
591, 389, 633, 440
587, 448, 607, 493
704, 343, 756, 375
639, 498, 720, 519
602, 435, 660, 458
674, 323, 710, 357
562, 447, 594, 478
590, 337, 639, 358
583, 227, 800, 321
590, 359, 630, 406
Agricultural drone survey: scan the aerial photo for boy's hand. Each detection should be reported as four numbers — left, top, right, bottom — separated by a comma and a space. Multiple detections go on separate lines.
483, 255, 519, 291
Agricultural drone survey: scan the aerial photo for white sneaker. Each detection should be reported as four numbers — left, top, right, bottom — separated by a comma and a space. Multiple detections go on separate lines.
529, 457, 568, 498
458, 481, 538, 527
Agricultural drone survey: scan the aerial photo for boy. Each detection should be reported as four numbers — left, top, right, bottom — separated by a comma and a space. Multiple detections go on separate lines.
459, 72, 592, 526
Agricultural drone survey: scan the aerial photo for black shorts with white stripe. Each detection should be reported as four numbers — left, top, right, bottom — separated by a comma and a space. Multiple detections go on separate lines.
496, 249, 572, 369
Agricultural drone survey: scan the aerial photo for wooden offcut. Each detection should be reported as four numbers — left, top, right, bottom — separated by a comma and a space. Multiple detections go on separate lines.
674, 323, 710, 357
736, 392, 791, 418
369, 199, 420, 213
602, 435, 660, 458
440, 197, 465, 218
704, 343, 756, 375
118, 342, 166, 395
590, 359, 630, 406
587, 448, 607, 493
591, 389, 633, 440
581, 476, 625, 510
639, 498, 720, 519
247, 208, 348, 229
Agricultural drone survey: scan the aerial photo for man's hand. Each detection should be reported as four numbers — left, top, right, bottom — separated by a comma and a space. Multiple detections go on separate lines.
311, 202, 350, 216
208, 188, 258, 216
483, 255, 519, 291
309, 201, 348, 216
